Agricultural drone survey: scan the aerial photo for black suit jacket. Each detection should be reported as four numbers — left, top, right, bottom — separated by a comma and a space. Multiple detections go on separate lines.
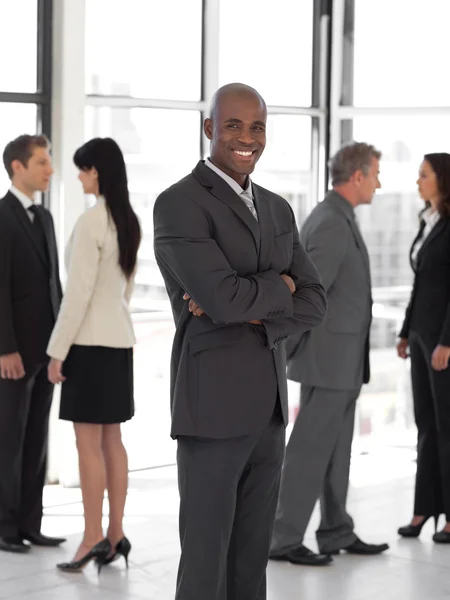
0, 192, 62, 368
400, 216, 450, 344
153, 161, 326, 439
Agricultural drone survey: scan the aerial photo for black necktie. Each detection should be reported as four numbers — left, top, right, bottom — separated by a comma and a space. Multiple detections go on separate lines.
28, 205, 49, 265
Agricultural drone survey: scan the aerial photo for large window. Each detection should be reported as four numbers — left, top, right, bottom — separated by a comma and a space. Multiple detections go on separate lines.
218, 0, 314, 107
350, 0, 450, 107
85, 0, 203, 100
0, 0, 38, 93
0, 0, 52, 196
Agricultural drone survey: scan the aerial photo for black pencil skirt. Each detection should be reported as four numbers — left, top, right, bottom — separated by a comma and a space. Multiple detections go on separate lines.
59, 345, 134, 424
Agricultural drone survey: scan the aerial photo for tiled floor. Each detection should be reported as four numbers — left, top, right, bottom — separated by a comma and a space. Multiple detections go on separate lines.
1, 449, 450, 600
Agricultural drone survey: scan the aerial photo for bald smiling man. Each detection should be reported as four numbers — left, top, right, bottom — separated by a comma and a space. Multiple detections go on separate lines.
153, 83, 326, 600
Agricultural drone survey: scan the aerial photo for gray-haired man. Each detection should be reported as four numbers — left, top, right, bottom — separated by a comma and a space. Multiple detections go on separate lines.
270, 142, 389, 566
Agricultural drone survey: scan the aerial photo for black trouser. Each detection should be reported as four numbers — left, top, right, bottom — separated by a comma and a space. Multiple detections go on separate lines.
0, 363, 54, 537
175, 405, 285, 600
409, 331, 450, 521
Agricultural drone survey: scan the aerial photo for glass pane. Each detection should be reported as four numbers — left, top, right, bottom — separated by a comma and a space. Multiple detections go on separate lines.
257, 114, 313, 223
0, 0, 38, 92
85, 107, 200, 469
342, 116, 450, 449
219, 0, 313, 107
348, 0, 450, 107
0, 103, 37, 191
85, 0, 202, 100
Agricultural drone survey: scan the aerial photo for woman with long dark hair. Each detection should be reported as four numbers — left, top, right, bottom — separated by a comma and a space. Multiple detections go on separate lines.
47, 138, 141, 571
397, 153, 450, 543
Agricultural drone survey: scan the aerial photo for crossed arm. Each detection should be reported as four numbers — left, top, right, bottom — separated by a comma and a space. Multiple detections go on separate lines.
154, 191, 326, 348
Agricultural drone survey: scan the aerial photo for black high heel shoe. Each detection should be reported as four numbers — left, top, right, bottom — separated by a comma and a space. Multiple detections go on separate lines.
57, 539, 112, 573
98, 537, 131, 568
398, 515, 439, 538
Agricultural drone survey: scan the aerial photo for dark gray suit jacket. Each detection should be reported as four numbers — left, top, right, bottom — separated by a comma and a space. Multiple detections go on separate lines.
287, 191, 372, 391
0, 192, 62, 368
153, 161, 326, 439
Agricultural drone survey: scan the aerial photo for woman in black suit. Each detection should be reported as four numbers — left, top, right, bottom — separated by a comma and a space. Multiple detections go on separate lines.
397, 153, 450, 543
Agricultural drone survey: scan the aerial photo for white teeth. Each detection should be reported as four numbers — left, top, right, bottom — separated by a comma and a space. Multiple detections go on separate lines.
234, 150, 252, 156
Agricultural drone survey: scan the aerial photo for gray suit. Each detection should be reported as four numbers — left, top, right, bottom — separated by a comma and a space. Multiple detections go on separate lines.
154, 161, 326, 599
271, 190, 372, 554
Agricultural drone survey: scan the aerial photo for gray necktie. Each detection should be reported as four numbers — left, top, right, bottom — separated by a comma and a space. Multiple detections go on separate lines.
240, 190, 258, 221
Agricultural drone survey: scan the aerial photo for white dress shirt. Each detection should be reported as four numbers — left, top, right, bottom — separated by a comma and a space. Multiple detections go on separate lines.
411, 207, 441, 264
204, 158, 258, 220
10, 185, 35, 221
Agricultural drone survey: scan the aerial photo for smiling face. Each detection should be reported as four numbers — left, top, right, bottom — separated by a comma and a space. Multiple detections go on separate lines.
204, 90, 267, 187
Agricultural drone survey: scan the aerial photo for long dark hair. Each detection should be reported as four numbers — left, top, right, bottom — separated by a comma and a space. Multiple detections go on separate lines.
73, 138, 141, 278
423, 153, 450, 219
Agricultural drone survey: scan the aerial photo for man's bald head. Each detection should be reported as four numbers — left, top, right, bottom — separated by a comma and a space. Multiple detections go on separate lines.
209, 83, 267, 122
204, 84, 267, 186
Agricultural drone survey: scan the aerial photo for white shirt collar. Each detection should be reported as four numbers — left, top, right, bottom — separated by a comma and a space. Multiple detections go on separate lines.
10, 185, 35, 212
204, 158, 253, 198
422, 206, 440, 227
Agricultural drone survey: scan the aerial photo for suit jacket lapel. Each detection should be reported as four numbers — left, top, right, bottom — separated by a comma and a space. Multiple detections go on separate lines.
253, 185, 273, 271
416, 218, 446, 265
192, 161, 260, 253
5, 193, 48, 270
409, 220, 426, 271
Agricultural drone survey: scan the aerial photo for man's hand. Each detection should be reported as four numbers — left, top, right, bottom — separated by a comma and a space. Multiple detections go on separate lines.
183, 293, 205, 317
431, 345, 450, 371
183, 293, 262, 324
281, 274, 296, 295
0, 352, 25, 380
397, 338, 409, 359
48, 358, 66, 384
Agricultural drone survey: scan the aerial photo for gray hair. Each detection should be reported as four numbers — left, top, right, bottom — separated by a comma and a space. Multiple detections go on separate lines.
329, 142, 381, 186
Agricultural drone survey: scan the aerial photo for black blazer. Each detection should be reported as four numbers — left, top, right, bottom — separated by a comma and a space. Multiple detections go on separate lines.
0, 192, 62, 368
153, 161, 326, 439
400, 216, 450, 345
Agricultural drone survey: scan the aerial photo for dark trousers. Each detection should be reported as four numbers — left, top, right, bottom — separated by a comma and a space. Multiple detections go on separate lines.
175, 406, 285, 600
271, 385, 359, 555
0, 363, 54, 537
409, 331, 450, 521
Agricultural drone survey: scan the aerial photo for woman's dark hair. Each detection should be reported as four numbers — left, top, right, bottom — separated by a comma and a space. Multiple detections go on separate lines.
73, 138, 141, 278
423, 153, 450, 218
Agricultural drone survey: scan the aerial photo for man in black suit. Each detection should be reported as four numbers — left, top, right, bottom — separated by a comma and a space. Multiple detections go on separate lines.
0, 134, 65, 553
153, 83, 326, 600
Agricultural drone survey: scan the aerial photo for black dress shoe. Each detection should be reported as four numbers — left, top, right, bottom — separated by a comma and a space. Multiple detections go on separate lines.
327, 537, 389, 555
20, 532, 66, 546
57, 539, 112, 573
97, 536, 132, 568
398, 515, 439, 538
432, 530, 450, 543
0, 536, 30, 554
270, 544, 333, 566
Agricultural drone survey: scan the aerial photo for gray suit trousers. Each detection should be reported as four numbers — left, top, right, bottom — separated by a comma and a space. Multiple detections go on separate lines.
176, 409, 285, 600
271, 385, 360, 554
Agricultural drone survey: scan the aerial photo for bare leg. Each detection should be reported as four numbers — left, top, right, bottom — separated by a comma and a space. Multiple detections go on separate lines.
102, 424, 128, 547
73, 423, 106, 561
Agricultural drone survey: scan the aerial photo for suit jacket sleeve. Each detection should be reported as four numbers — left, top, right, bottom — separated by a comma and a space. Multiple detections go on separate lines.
399, 283, 415, 339
0, 224, 18, 355
153, 190, 294, 324
261, 207, 327, 350
47, 211, 101, 361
